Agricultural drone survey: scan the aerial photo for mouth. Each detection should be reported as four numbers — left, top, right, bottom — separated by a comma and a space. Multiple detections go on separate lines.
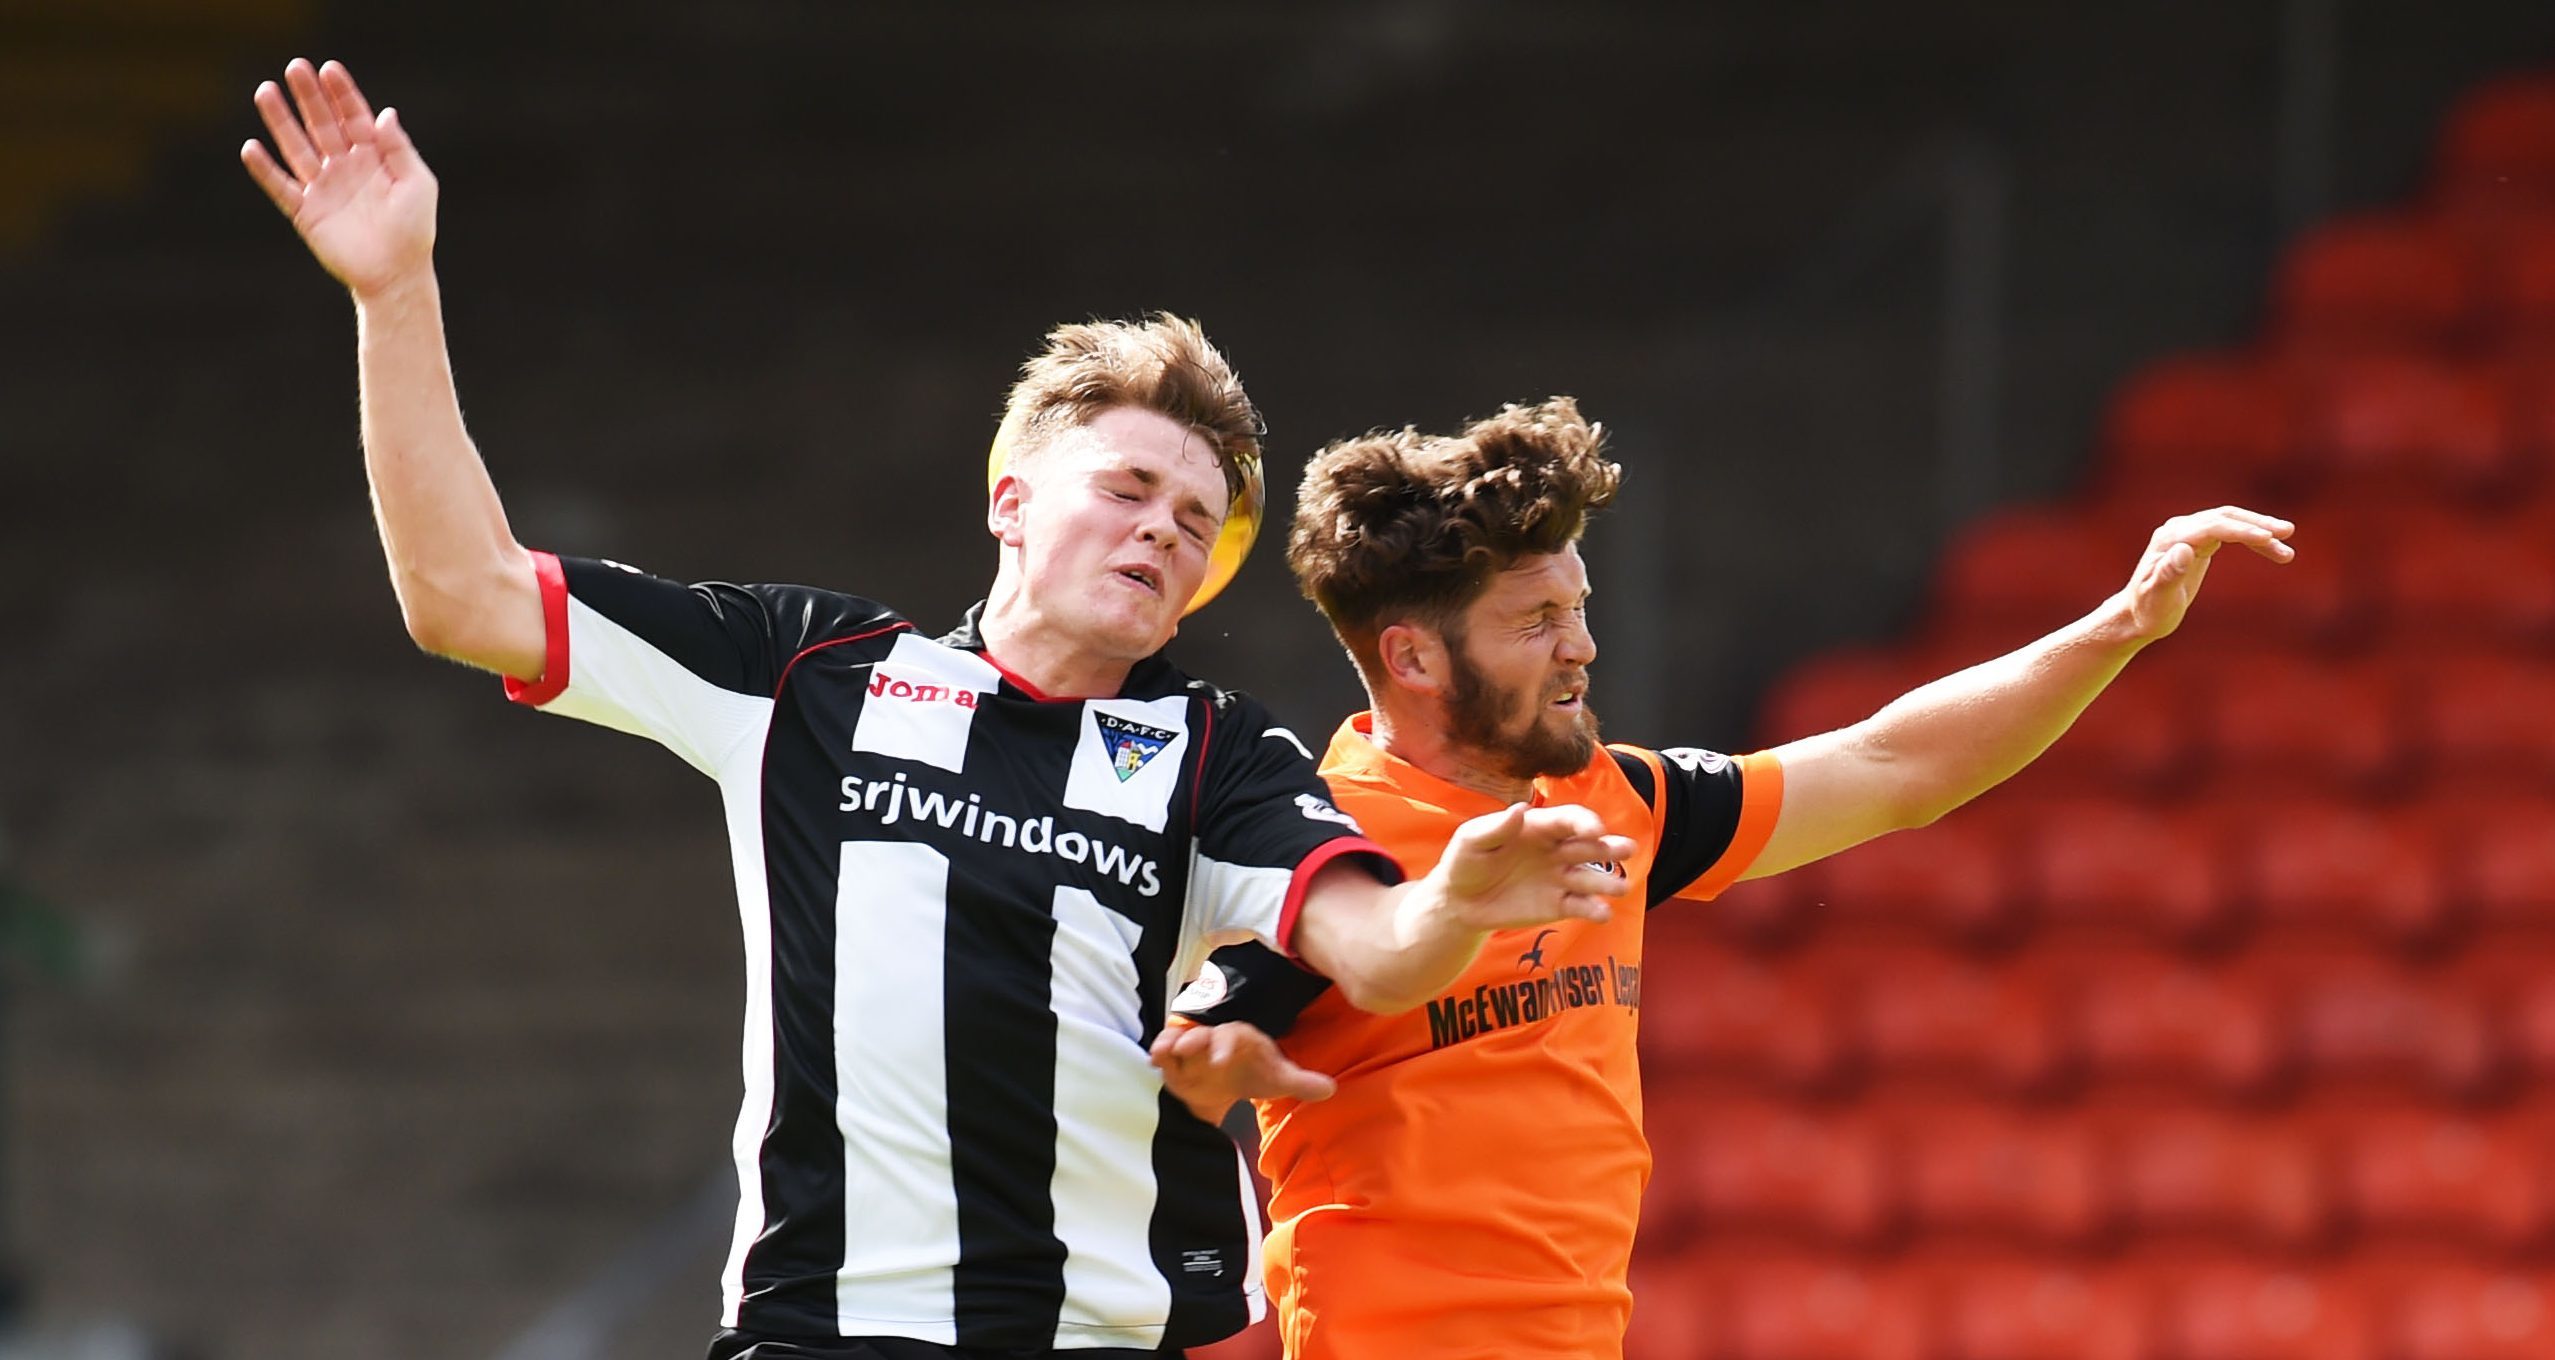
1549, 679, 1588, 712
1112, 564, 1164, 596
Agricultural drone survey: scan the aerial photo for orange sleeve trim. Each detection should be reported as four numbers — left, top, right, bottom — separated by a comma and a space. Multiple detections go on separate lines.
501, 550, 571, 707
1677, 750, 1785, 901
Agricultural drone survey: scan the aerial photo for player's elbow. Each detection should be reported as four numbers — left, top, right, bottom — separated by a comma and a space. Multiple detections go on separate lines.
397, 595, 468, 659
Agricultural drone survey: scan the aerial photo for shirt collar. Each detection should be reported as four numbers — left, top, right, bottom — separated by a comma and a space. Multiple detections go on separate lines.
1322, 711, 1545, 815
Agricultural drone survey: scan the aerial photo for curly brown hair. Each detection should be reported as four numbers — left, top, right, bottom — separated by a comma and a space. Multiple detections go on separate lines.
1288, 396, 1622, 670
994, 312, 1263, 503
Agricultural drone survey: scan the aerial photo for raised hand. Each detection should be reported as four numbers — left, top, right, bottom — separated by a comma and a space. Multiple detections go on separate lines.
1149, 1021, 1336, 1126
241, 59, 437, 298
2122, 505, 2296, 641
1433, 802, 1636, 931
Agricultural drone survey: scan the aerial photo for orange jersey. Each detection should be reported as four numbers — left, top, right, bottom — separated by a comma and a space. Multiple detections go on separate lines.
1201, 715, 1783, 1359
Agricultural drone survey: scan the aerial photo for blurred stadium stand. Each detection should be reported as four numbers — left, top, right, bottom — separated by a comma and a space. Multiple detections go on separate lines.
1638, 58, 2555, 1360
1, 2, 2554, 1359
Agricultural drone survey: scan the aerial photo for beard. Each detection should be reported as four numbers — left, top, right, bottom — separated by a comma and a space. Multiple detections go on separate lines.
1443, 644, 1602, 783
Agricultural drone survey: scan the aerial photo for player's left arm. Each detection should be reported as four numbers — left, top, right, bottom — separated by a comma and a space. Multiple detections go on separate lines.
1742, 505, 2294, 880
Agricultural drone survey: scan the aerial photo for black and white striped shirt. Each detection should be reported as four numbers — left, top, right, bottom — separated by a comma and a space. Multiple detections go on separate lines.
503, 552, 1390, 1350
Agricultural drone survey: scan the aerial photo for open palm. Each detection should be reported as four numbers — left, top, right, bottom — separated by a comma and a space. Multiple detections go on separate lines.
241, 59, 437, 297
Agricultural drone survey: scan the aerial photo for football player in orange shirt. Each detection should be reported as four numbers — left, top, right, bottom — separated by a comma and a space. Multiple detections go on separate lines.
1153, 397, 2292, 1359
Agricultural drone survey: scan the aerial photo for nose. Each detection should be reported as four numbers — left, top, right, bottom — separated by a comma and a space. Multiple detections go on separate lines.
1134, 503, 1179, 553
1558, 610, 1597, 667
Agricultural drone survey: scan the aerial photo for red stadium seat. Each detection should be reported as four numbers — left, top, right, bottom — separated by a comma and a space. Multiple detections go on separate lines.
2273, 215, 2480, 351
2250, 949, 2500, 1097
2097, 1107, 2332, 1250
1624, 1254, 1713, 1360
2158, 1265, 2377, 1360
1931, 1262, 2150, 1360
2126, 512, 2362, 647
1639, 935, 1845, 1093
2234, 801, 2456, 947
1696, 872, 1816, 947
1644, 1098, 1892, 1247
2434, 74, 2555, 208
2017, 801, 2232, 944
1827, 945, 2065, 1094
2454, 945, 2555, 1081
2192, 655, 2404, 799
2373, 511, 2555, 645
1707, 1259, 1929, 1360
2332, 1109, 2550, 1249
2454, 803, 2555, 932
1753, 647, 1931, 748
2036, 948, 2286, 1098
2490, 218, 2555, 344
2005, 662, 2195, 801
2389, 1268, 2555, 1360
1801, 817, 2020, 944
1933, 505, 2135, 636
2097, 354, 2298, 494
2405, 654, 2555, 793
2295, 355, 2519, 498
1880, 1103, 2105, 1246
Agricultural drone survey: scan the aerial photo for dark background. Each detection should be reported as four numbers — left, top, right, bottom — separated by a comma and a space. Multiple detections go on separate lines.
2, 2, 2551, 1356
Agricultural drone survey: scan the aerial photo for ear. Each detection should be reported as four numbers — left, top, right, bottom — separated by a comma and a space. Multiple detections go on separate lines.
1374, 621, 1450, 696
987, 473, 1028, 547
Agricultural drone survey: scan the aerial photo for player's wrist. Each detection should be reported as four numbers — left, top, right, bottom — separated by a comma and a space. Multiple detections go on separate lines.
349, 261, 440, 313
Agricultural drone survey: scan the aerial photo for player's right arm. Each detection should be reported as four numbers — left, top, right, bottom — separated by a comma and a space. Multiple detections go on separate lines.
242, 58, 544, 681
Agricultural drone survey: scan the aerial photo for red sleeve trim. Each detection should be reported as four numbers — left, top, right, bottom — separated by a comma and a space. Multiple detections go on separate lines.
1677, 750, 1786, 902
1273, 835, 1400, 959
502, 551, 571, 707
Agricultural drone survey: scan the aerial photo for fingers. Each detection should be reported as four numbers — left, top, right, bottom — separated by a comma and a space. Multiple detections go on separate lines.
1148, 1023, 1337, 1105
375, 106, 428, 179
239, 139, 302, 216
283, 58, 346, 160
322, 60, 376, 149
1561, 862, 1631, 898
1207, 1025, 1335, 1103
1557, 894, 1616, 924
1451, 802, 1529, 854
251, 78, 320, 183
1543, 832, 1639, 867
1149, 1025, 1213, 1066
2153, 506, 2297, 563
1517, 802, 1609, 844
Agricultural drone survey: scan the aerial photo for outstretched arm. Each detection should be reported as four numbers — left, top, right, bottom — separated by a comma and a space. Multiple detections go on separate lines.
1743, 505, 2295, 880
242, 58, 543, 679
1291, 802, 1635, 1015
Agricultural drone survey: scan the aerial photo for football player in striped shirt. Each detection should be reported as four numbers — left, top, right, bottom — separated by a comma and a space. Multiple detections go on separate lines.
242, 59, 1637, 1360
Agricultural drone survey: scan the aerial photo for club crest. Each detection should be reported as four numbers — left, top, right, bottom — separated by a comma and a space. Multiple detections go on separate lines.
1096, 713, 1178, 783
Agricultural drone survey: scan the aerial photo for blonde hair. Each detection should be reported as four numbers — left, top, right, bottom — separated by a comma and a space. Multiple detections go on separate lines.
994, 312, 1263, 503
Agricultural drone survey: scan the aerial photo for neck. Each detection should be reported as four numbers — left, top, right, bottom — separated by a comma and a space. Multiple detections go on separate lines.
1368, 694, 1534, 804
976, 587, 1131, 700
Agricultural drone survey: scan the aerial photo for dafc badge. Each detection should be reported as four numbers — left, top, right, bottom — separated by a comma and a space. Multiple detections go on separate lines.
1096, 713, 1177, 784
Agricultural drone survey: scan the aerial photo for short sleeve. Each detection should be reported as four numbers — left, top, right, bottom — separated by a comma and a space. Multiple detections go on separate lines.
1615, 745, 1786, 907
1185, 694, 1401, 957
505, 552, 903, 777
